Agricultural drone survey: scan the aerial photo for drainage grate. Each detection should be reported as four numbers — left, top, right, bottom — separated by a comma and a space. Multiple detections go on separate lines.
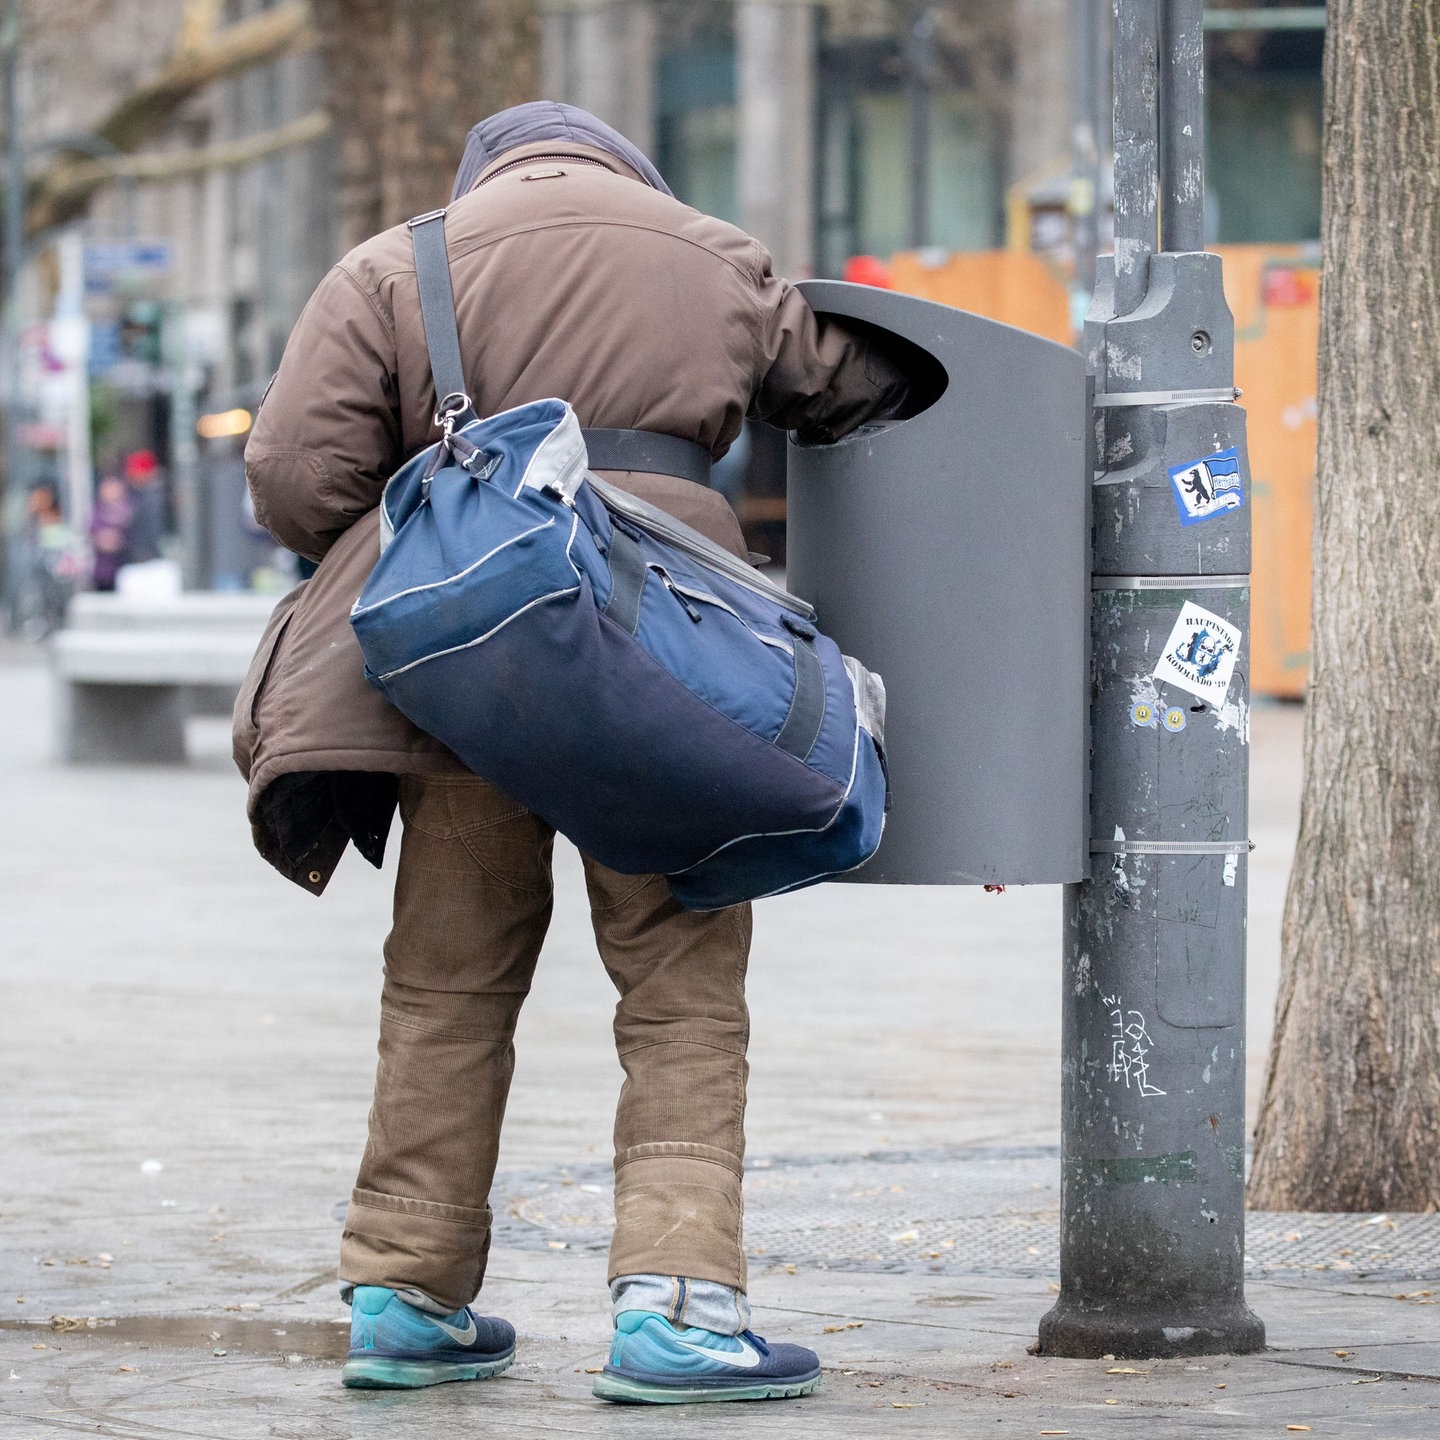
490, 1145, 1440, 1284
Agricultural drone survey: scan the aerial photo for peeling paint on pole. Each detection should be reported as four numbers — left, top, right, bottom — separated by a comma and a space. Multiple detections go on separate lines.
1110, 0, 1157, 316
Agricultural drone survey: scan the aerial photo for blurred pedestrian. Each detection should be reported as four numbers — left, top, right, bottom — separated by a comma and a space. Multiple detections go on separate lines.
120, 449, 165, 565
20, 481, 82, 636
241, 101, 914, 1403
88, 473, 132, 592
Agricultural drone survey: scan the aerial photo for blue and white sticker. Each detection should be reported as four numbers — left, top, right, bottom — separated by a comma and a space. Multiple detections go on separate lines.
1169, 447, 1244, 526
1154, 602, 1242, 703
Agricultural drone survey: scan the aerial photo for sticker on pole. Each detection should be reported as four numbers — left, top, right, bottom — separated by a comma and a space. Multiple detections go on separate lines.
1168, 447, 1244, 525
1154, 603, 1241, 702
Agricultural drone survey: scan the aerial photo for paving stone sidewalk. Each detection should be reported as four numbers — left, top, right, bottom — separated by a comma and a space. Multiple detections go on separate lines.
3, 651, 1436, 1437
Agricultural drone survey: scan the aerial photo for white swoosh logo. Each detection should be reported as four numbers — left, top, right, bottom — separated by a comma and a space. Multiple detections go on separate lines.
429, 1313, 478, 1346
676, 1337, 761, 1369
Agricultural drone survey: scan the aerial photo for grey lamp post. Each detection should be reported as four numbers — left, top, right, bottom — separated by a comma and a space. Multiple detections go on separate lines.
1037, 0, 1265, 1359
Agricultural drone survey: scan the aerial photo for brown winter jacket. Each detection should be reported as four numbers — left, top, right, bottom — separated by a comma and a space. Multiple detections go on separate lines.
235, 140, 909, 893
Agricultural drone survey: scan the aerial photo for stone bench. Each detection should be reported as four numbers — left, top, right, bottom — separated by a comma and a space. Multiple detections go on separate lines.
52, 593, 279, 764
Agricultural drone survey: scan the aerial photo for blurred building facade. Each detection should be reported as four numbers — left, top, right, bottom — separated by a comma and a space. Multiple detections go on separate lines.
12, 0, 333, 593
537, 0, 1324, 590
4, 0, 1324, 606
543, 0, 1023, 279
540, 1, 1322, 277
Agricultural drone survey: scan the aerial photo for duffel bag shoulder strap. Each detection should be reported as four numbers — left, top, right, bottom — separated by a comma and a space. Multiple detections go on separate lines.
406, 207, 710, 487
407, 208, 476, 431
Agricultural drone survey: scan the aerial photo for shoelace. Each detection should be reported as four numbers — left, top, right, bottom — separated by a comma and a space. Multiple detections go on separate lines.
739, 1330, 772, 1357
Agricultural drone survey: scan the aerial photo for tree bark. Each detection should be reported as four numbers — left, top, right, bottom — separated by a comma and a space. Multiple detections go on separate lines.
1249, 0, 1440, 1211
310, 0, 540, 255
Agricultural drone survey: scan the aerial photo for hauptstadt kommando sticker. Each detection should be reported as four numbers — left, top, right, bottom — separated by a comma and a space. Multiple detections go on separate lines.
1153, 602, 1242, 703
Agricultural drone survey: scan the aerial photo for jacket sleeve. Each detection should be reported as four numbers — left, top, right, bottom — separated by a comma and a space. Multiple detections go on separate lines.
244, 264, 403, 562
747, 246, 912, 444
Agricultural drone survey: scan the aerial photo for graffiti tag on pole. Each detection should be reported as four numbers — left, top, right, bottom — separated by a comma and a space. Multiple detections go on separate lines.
1101, 993, 1166, 1098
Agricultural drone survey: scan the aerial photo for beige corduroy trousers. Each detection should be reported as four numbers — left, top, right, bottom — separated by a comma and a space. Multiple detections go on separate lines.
339, 772, 752, 1311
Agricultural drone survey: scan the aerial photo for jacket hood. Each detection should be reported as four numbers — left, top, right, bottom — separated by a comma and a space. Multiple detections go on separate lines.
451, 101, 673, 200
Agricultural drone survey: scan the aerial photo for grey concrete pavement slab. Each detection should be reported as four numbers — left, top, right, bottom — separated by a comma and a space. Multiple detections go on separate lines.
3, 1317, 1438, 1438
10, 650, 1435, 1436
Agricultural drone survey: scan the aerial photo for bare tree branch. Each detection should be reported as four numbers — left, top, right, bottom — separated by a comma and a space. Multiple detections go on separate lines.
38, 109, 330, 215
24, 1, 318, 236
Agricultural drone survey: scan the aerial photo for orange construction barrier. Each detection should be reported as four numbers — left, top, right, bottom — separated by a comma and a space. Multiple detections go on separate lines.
889, 250, 1073, 345
1222, 245, 1317, 699
885, 245, 1317, 697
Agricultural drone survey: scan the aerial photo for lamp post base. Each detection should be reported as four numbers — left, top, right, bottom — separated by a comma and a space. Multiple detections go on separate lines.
1037, 1297, 1267, 1359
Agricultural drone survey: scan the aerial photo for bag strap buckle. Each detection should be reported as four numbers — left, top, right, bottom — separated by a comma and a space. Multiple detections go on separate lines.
434, 391, 474, 439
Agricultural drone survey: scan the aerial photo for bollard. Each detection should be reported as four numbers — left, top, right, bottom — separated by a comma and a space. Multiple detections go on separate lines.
1037, 0, 1265, 1358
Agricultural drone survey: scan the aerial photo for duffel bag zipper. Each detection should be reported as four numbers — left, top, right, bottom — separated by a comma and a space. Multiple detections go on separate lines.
587, 475, 815, 619
661, 574, 796, 656
651, 565, 702, 623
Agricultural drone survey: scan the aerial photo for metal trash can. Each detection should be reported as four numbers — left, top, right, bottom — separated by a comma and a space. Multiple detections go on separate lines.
786, 280, 1088, 885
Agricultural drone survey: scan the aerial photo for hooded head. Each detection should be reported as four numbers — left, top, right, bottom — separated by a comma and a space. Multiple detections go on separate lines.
451, 101, 673, 201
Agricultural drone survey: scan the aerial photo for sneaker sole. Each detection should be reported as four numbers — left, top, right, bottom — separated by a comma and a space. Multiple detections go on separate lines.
592, 1371, 821, 1404
341, 1349, 515, 1389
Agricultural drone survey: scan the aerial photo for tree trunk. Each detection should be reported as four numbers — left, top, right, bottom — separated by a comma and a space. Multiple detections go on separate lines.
1249, 0, 1440, 1211
311, 0, 540, 255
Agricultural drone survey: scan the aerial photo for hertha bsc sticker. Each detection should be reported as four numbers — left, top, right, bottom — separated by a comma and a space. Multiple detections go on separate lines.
1168, 447, 1244, 526
1153, 602, 1241, 702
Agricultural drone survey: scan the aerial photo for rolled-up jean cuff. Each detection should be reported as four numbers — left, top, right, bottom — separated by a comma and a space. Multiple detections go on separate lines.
610, 1154, 746, 1290
338, 1187, 493, 1314
611, 1274, 751, 1335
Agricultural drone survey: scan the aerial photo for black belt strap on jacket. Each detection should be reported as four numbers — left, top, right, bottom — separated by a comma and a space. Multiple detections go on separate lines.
580, 428, 712, 487
407, 207, 714, 488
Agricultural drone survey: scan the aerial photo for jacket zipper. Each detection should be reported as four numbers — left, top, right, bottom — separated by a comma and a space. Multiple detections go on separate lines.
477, 153, 611, 186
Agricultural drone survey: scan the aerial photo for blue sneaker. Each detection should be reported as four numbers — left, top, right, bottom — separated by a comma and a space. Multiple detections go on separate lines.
593, 1310, 821, 1404
341, 1285, 516, 1389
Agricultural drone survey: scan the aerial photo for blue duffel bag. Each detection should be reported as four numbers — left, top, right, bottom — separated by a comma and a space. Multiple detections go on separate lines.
349, 212, 888, 909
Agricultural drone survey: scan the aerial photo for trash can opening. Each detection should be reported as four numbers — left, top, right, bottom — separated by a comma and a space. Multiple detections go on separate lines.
813, 312, 950, 428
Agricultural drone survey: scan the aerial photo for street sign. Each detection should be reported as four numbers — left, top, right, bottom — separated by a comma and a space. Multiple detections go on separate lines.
83, 240, 172, 296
